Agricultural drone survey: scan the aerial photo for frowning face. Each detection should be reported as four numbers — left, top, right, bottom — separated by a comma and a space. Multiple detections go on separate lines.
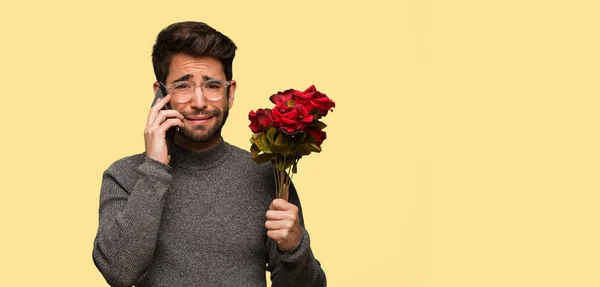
163, 54, 236, 144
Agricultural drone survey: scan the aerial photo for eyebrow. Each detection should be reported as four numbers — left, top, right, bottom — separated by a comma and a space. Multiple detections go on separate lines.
171, 74, 216, 83
171, 74, 193, 83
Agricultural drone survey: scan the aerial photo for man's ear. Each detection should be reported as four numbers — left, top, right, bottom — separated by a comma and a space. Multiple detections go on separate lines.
153, 82, 160, 95
227, 80, 236, 109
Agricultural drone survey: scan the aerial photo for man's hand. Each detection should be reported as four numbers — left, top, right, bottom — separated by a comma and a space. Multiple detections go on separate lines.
144, 94, 185, 165
265, 199, 302, 252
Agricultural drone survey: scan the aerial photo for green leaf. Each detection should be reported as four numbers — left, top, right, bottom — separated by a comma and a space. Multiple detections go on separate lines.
283, 156, 296, 170
271, 132, 294, 156
310, 110, 321, 119
252, 133, 272, 153
309, 143, 322, 153
275, 131, 289, 145
266, 127, 278, 143
293, 143, 316, 156
308, 121, 327, 129
250, 142, 261, 156
273, 156, 296, 170
292, 132, 307, 142
252, 153, 278, 164
275, 158, 286, 170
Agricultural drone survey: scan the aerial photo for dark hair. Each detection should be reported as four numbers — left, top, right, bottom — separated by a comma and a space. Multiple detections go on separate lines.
151, 21, 237, 83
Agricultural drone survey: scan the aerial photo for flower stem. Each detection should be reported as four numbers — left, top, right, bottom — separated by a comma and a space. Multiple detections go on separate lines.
272, 161, 279, 198
279, 168, 285, 200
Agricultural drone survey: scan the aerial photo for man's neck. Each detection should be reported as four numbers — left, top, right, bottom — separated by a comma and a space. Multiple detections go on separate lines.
174, 134, 223, 153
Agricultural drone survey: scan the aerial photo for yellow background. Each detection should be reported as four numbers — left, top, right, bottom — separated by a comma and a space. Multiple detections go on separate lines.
1, 0, 599, 286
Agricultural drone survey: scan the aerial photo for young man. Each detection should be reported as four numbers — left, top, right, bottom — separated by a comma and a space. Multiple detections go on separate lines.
92, 21, 326, 286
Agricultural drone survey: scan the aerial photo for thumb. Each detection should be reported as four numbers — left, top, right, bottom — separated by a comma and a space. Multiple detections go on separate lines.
270, 198, 290, 211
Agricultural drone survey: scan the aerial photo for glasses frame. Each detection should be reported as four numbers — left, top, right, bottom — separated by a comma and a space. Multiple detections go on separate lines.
160, 79, 232, 103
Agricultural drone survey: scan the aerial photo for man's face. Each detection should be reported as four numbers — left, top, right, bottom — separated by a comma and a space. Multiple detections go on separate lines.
164, 54, 236, 143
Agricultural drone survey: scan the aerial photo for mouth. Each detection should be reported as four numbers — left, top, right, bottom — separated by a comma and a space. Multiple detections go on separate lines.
185, 116, 214, 124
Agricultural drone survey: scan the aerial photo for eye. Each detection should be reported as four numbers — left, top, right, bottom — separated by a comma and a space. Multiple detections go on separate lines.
173, 81, 192, 90
205, 81, 224, 91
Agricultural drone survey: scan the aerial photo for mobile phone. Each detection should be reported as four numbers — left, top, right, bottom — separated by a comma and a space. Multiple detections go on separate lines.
151, 87, 179, 154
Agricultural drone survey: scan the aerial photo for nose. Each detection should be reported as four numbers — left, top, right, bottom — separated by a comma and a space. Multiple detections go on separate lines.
189, 84, 208, 110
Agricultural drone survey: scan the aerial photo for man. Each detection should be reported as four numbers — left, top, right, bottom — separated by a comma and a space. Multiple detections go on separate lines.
92, 21, 326, 286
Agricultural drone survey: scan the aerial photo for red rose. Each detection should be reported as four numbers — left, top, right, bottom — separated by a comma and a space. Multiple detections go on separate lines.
272, 103, 314, 133
293, 85, 335, 116
292, 86, 316, 109
269, 89, 294, 106
248, 108, 273, 133
306, 128, 327, 147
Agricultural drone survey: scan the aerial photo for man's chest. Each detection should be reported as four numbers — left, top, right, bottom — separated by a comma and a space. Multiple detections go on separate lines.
156, 178, 271, 260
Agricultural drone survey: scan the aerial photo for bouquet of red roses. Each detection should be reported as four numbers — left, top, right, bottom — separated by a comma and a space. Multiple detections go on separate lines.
249, 85, 335, 200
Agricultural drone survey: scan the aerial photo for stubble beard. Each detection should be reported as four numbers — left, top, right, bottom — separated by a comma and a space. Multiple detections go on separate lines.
179, 108, 229, 143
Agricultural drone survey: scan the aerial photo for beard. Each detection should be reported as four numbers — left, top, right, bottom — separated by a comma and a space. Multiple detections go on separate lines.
178, 107, 229, 143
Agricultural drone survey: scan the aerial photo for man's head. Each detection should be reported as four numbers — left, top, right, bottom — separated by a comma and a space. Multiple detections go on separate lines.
152, 21, 237, 83
151, 22, 237, 146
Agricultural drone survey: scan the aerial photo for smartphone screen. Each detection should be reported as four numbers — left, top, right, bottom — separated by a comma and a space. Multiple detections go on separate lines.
152, 87, 179, 154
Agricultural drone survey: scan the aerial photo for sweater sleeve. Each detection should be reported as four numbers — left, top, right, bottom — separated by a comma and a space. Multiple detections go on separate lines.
266, 183, 327, 286
92, 157, 172, 287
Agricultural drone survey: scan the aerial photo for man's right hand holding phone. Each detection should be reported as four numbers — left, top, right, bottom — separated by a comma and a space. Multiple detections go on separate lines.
145, 94, 185, 165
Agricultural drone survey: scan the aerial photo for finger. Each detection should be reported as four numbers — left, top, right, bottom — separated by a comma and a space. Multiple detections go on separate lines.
267, 230, 288, 242
265, 220, 294, 231
150, 109, 185, 128
156, 118, 184, 134
266, 210, 296, 221
149, 96, 181, 127
147, 94, 170, 127
147, 94, 172, 127
270, 199, 298, 212
145, 118, 184, 141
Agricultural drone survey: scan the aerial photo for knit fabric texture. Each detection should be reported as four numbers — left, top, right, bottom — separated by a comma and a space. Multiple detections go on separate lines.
92, 140, 326, 286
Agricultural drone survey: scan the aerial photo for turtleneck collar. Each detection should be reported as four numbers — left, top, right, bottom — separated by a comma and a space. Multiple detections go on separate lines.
169, 139, 231, 171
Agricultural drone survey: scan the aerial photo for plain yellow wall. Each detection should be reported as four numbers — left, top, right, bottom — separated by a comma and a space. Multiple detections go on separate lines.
1, 0, 599, 286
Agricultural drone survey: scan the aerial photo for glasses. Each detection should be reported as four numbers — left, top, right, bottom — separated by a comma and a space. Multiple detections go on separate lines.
161, 79, 231, 103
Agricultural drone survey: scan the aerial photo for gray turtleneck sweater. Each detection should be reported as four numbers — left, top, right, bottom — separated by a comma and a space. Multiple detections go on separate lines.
92, 140, 326, 286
